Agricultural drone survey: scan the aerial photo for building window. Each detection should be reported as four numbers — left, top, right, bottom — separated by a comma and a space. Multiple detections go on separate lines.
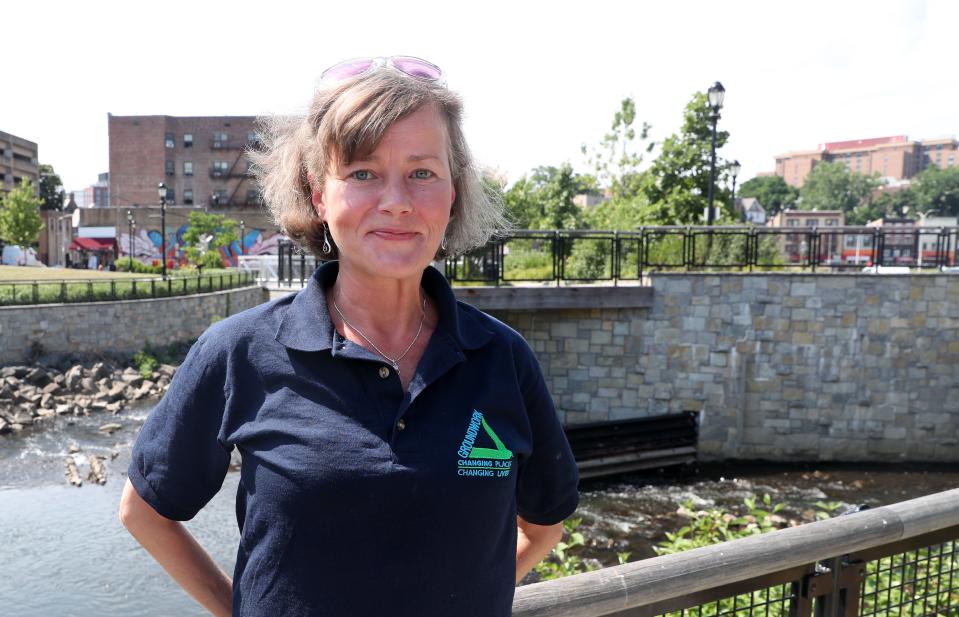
165, 160, 175, 176
247, 132, 259, 146
165, 188, 175, 204
246, 189, 261, 205
787, 219, 799, 227
183, 161, 193, 176
805, 219, 818, 227
165, 133, 175, 148
825, 219, 836, 226
212, 160, 229, 177
184, 189, 194, 205
184, 133, 193, 148
213, 132, 229, 148
212, 189, 228, 206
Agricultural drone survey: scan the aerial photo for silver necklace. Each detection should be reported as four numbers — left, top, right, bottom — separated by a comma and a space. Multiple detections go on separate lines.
331, 292, 427, 376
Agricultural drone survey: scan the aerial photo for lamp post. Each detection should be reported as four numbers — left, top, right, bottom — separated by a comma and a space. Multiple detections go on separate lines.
126, 210, 135, 271
706, 81, 725, 226
729, 160, 742, 221
158, 183, 167, 280
239, 219, 245, 257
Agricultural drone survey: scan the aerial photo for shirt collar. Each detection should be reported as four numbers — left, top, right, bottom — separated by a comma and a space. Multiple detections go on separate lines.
274, 261, 492, 353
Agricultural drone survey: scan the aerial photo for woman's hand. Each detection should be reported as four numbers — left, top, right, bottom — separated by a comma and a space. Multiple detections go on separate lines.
515, 515, 565, 584
119, 479, 234, 616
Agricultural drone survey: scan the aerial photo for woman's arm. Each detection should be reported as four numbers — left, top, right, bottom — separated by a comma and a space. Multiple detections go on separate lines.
118, 479, 234, 617
515, 515, 565, 584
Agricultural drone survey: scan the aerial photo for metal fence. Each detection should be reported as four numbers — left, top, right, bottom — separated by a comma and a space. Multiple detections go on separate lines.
512, 489, 959, 617
0, 272, 256, 306
276, 226, 959, 287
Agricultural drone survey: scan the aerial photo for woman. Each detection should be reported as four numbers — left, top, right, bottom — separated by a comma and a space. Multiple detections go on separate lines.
119, 56, 580, 617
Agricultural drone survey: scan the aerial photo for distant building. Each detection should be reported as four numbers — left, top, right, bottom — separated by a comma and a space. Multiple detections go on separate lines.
70, 172, 110, 208
0, 130, 39, 196
773, 135, 959, 188
735, 197, 766, 225
108, 114, 260, 208
866, 217, 917, 264
916, 214, 959, 266
766, 209, 845, 263
573, 193, 606, 209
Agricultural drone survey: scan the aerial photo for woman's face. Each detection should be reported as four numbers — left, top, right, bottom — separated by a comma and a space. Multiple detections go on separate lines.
312, 105, 455, 283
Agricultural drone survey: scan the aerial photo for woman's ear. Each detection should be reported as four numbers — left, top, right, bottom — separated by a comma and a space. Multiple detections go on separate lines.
308, 173, 325, 218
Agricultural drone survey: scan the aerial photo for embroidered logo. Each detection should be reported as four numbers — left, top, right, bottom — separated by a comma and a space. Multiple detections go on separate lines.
456, 410, 513, 477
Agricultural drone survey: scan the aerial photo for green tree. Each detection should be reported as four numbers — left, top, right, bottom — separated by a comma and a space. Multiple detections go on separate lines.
181, 211, 237, 266
38, 164, 65, 211
872, 187, 917, 219
643, 92, 732, 224
737, 175, 798, 216
583, 97, 653, 202
504, 164, 589, 230
0, 179, 45, 249
912, 166, 959, 217
798, 162, 883, 220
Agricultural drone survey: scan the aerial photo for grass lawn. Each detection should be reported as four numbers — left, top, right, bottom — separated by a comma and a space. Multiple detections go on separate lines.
0, 266, 240, 282
0, 266, 143, 282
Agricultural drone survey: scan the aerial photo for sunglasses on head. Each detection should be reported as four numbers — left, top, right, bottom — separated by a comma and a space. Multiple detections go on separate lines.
318, 55, 445, 87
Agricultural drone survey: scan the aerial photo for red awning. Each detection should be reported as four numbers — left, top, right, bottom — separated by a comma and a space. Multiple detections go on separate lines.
69, 237, 117, 252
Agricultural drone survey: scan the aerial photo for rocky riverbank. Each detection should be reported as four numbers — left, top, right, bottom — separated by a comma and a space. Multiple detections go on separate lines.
0, 361, 175, 434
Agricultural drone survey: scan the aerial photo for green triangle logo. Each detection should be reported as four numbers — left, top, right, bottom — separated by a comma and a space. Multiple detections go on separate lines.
467, 415, 513, 460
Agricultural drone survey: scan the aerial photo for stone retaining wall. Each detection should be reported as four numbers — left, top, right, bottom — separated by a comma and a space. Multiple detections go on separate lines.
487, 274, 959, 462
0, 286, 269, 364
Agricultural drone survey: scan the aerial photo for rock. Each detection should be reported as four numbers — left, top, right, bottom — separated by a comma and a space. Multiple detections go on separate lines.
4, 376, 18, 388
63, 364, 84, 391
40, 392, 53, 408
99, 422, 123, 435
55, 404, 72, 415
1, 366, 28, 379
158, 364, 177, 377
12, 411, 33, 426
90, 400, 109, 411
41, 382, 60, 395
90, 362, 108, 380
105, 383, 126, 402
75, 396, 92, 410
36, 408, 55, 418
88, 456, 107, 485
68, 442, 81, 453
25, 392, 43, 404
79, 377, 95, 393
65, 456, 83, 487
0, 384, 12, 399
53, 374, 65, 385
120, 373, 143, 388
106, 402, 123, 414
25, 367, 49, 386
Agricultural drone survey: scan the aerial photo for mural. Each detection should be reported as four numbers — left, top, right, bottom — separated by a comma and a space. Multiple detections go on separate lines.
118, 225, 285, 266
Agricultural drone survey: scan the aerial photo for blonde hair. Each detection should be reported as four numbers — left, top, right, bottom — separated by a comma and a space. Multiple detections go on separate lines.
250, 69, 506, 259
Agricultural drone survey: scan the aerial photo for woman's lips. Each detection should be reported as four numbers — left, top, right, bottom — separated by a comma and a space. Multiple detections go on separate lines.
370, 229, 418, 240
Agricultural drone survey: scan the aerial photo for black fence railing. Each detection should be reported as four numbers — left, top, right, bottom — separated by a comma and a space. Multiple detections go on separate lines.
513, 489, 959, 617
0, 272, 256, 306
276, 226, 959, 287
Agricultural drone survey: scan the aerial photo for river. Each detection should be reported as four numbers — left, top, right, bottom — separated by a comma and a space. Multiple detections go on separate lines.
1, 407, 957, 616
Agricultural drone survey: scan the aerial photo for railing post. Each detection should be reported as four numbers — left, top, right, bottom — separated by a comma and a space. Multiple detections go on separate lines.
32, 282, 38, 305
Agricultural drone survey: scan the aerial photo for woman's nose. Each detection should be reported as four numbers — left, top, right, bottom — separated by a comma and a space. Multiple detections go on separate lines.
378, 176, 413, 215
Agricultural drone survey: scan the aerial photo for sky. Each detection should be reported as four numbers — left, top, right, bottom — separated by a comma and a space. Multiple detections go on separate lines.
3, 0, 956, 195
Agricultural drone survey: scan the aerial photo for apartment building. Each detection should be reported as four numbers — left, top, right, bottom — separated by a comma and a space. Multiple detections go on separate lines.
773, 135, 958, 188
766, 209, 845, 263
1, 130, 39, 196
108, 114, 259, 208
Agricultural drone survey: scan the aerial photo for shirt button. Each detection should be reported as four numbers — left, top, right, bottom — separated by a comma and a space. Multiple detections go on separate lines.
396, 418, 407, 431
378, 366, 390, 379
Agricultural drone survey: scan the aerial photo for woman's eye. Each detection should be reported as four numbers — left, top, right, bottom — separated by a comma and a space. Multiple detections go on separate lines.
412, 169, 433, 180
350, 170, 372, 181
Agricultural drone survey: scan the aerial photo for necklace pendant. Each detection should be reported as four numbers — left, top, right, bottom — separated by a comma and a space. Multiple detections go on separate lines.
391, 360, 400, 374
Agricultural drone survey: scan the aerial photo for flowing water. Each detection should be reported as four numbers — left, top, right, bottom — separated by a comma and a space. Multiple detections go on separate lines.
1, 407, 957, 616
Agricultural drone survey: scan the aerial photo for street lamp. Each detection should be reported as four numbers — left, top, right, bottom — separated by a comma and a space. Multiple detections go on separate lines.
239, 219, 245, 257
706, 81, 725, 226
729, 160, 742, 221
126, 210, 135, 271
158, 183, 167, 280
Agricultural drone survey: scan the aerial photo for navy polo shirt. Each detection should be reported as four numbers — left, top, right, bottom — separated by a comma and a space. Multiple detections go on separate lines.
128, 261, 580, 617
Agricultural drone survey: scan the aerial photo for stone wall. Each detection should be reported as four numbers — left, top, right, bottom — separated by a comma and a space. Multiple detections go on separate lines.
0, 286, 269, 364
487, 274, 959, 462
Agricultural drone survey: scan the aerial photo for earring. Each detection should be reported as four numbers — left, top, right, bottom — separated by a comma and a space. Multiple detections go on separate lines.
322, 223, 332, 254
441, 236, 448, 252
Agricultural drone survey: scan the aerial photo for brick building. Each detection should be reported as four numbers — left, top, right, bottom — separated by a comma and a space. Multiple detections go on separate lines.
766, 209, 845, 263
774, 135, 958, 188
1, 130, 39, 196
108, 114, 260, 208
